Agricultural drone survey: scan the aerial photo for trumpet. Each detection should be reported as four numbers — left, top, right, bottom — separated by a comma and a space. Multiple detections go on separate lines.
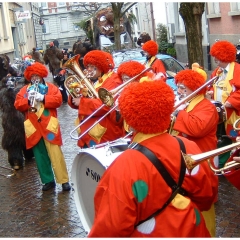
0, 166, 16, 178
28, 79, 40, 113
69, 67, 151, 140
62, 54, 98, 99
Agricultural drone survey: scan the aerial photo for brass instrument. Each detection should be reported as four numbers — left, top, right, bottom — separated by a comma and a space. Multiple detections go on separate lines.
0, 166, 16, 178
28, 79, 39, 113
168, 75, 219, 134
62, 54, 98, 99
182, 141, 240, 174
69, 67, 151, 140
98, 67, 151, 107
233, 118, 240, 131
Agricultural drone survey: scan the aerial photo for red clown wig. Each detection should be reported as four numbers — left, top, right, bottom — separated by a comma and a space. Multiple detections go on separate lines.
117, 61, 146, 81
210, 40, 236, 63
175, 69, 206, 94
118, 80, 174, 134
83, 50, 113, 73
142, 40, 159, 56
24, 62, 48, 81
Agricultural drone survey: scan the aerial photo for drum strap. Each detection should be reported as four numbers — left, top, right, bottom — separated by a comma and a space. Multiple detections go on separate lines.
132, 137, 187, 227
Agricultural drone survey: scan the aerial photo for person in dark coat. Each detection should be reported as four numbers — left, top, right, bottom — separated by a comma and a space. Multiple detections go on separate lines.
0, 77, 34, 169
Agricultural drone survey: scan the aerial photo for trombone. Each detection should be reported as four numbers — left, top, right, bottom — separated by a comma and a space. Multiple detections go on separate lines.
69, 67, 151, 140
0, 166, 16, 178
184, 117, 240, 175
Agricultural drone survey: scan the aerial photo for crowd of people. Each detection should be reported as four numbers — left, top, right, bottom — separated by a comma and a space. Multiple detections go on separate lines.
0, 36, 240, 237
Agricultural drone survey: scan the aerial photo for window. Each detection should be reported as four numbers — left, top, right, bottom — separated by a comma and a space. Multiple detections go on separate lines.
60, 17, 68, 32
206, 2, 221, 18
229, 2, 240, 16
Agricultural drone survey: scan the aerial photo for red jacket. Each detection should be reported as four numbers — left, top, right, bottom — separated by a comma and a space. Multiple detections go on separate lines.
68, 71, 125, 147
88, 133, 217, 237
14, 82, 63, 149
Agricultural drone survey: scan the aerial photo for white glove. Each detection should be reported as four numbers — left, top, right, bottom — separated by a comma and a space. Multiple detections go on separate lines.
35, 92, 44, 102
28, 90, 37, 101
176, 102, 189, 111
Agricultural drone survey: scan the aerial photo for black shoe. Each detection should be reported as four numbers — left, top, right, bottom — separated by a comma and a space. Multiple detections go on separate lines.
62, 182, 71, 191
42, 181, 56, 191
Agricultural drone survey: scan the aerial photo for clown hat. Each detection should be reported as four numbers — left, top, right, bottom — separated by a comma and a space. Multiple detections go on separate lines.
118, 80, 174, 134
83, 50, 113, 73
191, 62, 207, 81
175, 69, 206, 94
117, 61, 146, 81
210, 40, 236, 63
24, 62, 48, 81
142, 40, 159, 56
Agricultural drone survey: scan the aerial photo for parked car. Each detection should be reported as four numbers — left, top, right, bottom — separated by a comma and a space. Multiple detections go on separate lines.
113, 51, 185, 94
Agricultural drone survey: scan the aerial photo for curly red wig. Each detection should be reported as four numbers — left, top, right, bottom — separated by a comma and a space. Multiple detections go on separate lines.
83, 50, 113, 73
117, 61, 146, 81
24, 62, 48, 81
142, 40, 158, 56
118, 80, 174, 134
175, 69, 206, 94
210, 40, 236, 63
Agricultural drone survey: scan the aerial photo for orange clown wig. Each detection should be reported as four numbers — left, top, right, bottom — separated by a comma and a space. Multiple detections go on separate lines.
142, 40, 159, 56
118, 80, 174, 134
24, 62, 48, 81
117, 61, 146, 82
210, 40, 236, 63
83, 50, 114, 73
175, 69, 206, 94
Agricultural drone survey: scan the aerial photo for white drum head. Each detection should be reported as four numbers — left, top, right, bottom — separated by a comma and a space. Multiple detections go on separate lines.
71, 147, 123, 234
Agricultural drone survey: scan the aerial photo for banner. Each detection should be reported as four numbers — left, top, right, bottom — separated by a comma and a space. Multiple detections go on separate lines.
15, 11, 31, 21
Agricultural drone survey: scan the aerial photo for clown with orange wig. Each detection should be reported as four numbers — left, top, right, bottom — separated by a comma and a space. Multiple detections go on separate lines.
142, 40, 166, 80
14, 62, 71, 192
68, 50, 124, 148
207, 40, 240, 169
88, 78, 217, 237
171, 69, 219, 237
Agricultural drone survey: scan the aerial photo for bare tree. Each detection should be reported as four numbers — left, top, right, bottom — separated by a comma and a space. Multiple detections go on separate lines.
179, 3, 205, 67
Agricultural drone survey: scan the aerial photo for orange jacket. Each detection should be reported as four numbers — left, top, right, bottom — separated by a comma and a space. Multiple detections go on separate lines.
14, 83, 63, 149
88, 133, 217, 237
68, 71, 125, 147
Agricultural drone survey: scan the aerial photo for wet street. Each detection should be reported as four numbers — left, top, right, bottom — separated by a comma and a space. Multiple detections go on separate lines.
0, 76, 240, 237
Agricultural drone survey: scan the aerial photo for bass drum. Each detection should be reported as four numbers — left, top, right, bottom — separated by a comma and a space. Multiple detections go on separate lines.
71, 142, 128, 235
211, 100, 226, 124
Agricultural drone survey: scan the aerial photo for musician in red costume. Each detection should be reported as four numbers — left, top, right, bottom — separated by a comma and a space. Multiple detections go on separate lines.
171, 69, 219, 237
14, 62, 71, 191
88, 79, 217, 237
207, 40, 240, 169
142, 40, 166, 79
68, 50, 124, 148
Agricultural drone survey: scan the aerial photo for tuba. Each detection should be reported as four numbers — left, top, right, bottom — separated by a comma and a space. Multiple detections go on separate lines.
62, 54, 98, 99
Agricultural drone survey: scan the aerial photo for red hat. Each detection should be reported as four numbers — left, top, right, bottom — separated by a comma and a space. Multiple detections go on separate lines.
24, 62, 48, 81
83, 50, 113, 73
142, 40, 158, 56
49, 42, 54, 47
117, 61, 146, 81
175, 69, 206, 94
210, 40, 236, 63
118, 80, 174, 134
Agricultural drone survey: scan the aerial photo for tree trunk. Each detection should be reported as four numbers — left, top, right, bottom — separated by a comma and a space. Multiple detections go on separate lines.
111, 2, 123, 51
179, 3, 205, 68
